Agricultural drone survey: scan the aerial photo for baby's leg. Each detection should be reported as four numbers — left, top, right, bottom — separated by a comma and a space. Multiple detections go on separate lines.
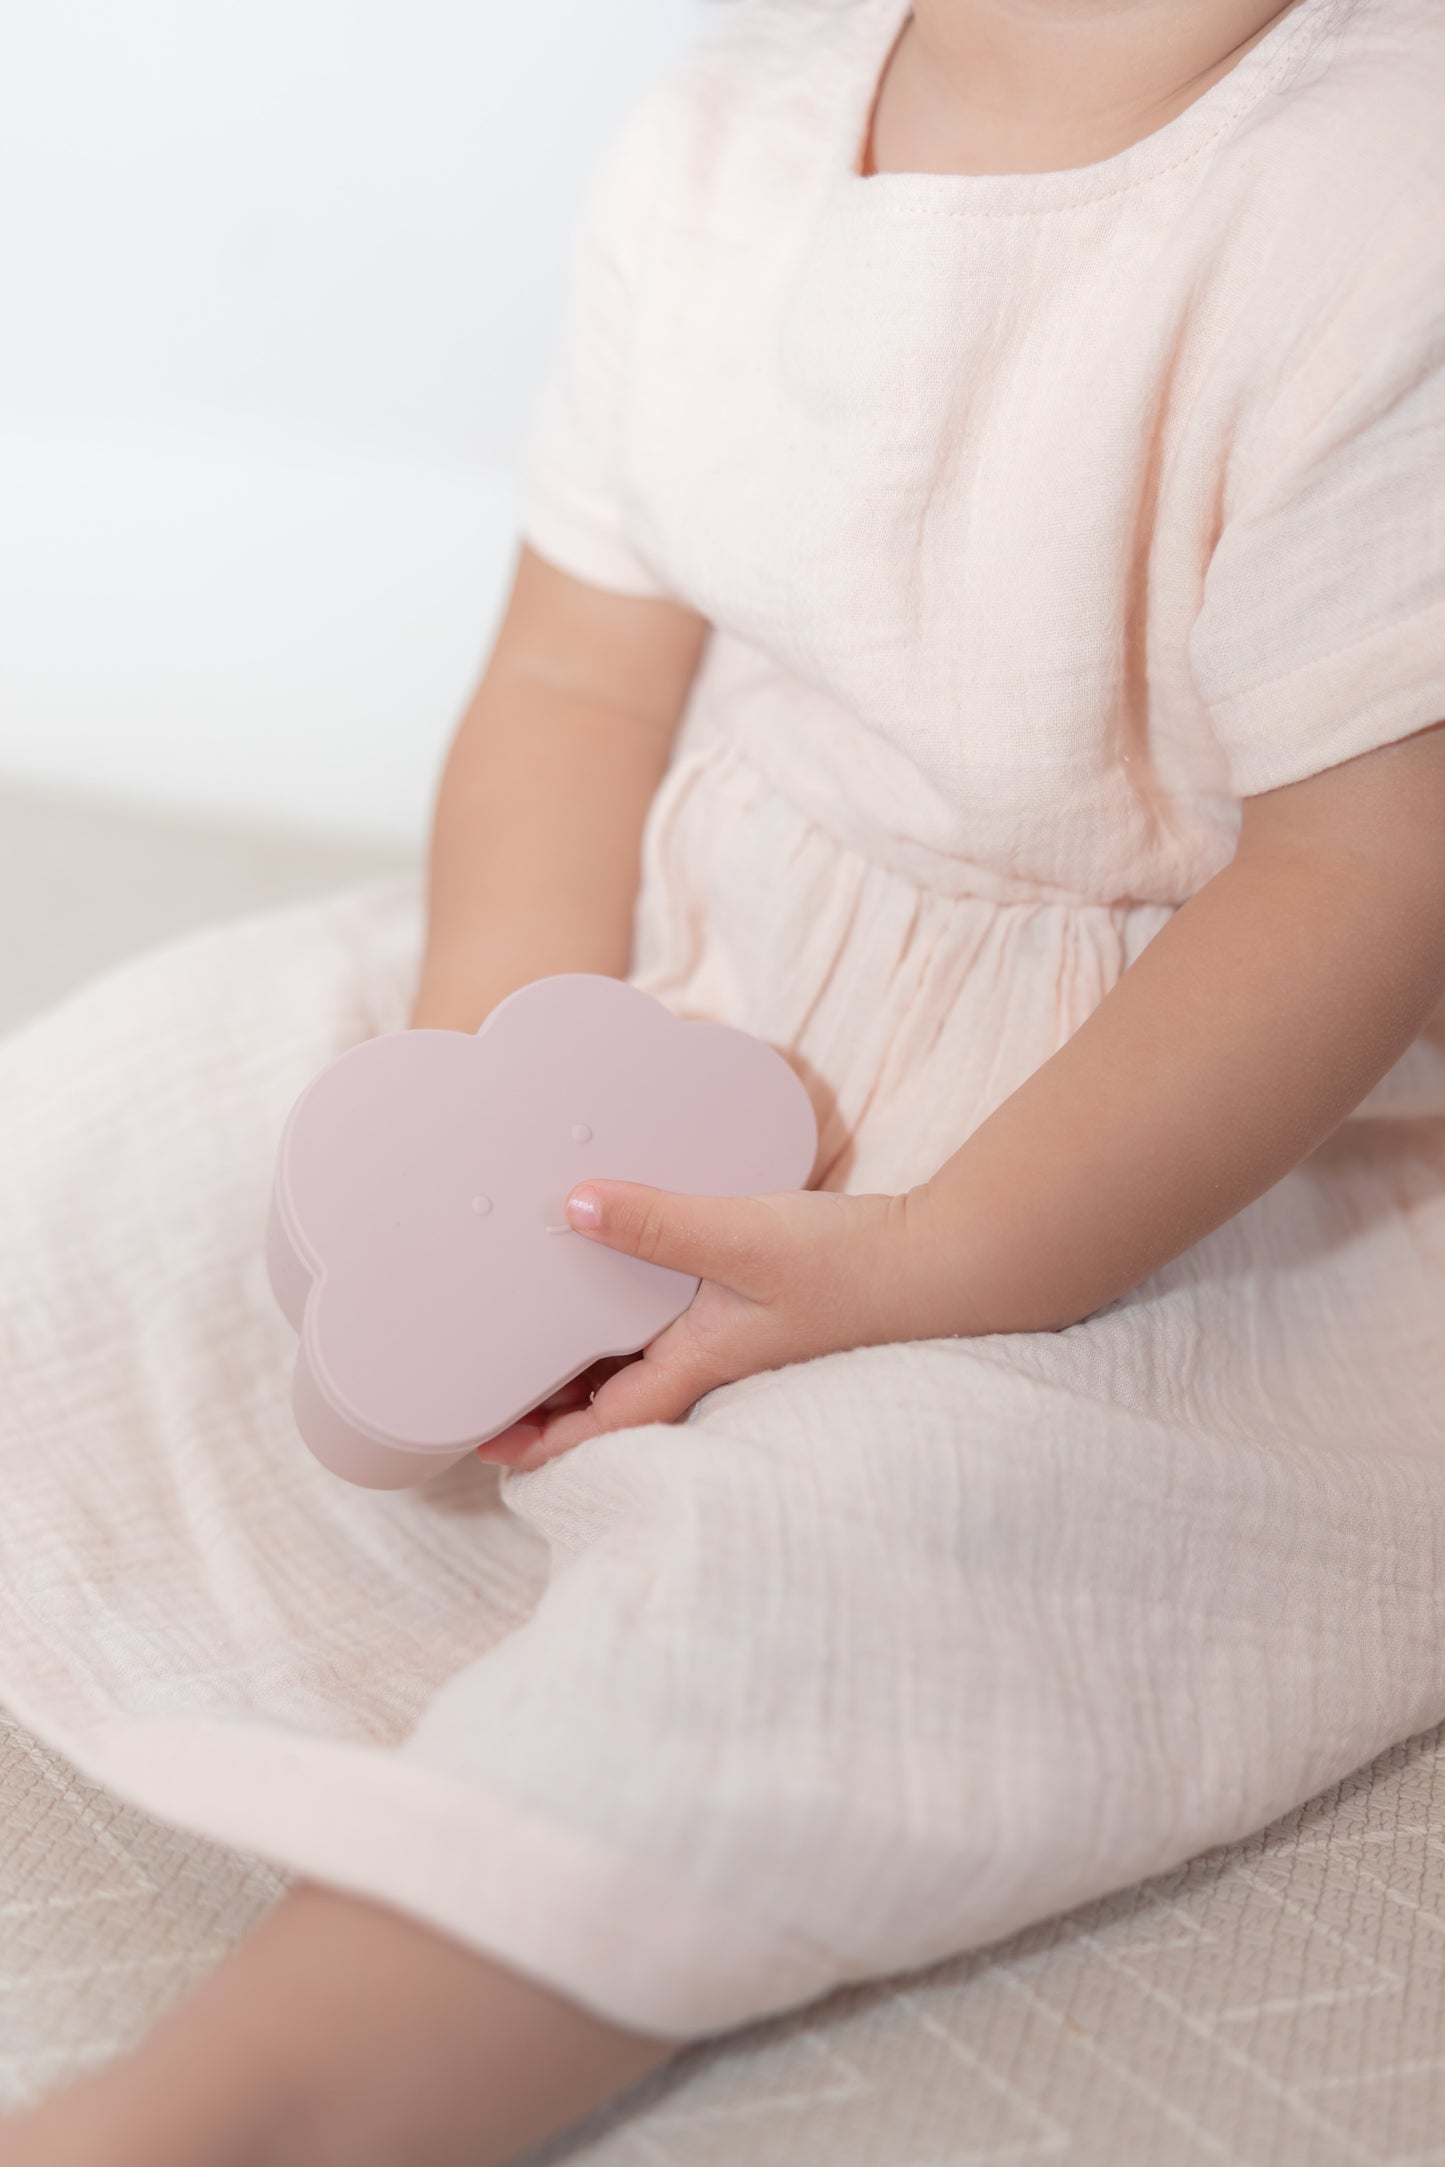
0, 1884, 673, 2167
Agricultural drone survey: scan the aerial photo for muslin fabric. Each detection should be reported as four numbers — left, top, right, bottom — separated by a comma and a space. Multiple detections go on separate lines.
2, 0, 1445, 2042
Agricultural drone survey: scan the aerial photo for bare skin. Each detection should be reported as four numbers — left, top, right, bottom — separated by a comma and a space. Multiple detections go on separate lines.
864, 0, 1304, 177
489, 716, 1445, 1466
409, 548, 707, 1033
4, 5, 1417, 2164
0, 1886, 674, 2167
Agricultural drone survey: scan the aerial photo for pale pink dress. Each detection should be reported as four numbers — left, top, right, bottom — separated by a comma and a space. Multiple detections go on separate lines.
1, 0, 1443, 2041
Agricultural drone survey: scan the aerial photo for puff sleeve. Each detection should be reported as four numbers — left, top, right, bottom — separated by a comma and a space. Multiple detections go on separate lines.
1189, 239, 1445, 798
517, 88, 673, 600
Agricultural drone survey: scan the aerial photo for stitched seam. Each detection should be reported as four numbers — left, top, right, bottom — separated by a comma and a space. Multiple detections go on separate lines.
1207, 592, 1445, 712
850, 1, 1344, 222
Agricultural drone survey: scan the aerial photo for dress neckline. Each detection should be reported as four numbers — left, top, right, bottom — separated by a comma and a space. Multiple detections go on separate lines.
838, 0, 1349, 215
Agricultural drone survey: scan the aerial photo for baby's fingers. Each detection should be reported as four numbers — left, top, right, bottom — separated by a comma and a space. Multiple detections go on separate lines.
476, 1417, 546, 1465
564, 1181, 787, 1297
538, 1354, 636, 1414
478, 1356, 638, 1463
514, 1340, 719, 1466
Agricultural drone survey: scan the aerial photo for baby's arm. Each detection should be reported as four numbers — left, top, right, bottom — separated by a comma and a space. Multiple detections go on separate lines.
908, 720, 1445, 1337
524, 720, 1445, 1454
410, 544, 707, 1031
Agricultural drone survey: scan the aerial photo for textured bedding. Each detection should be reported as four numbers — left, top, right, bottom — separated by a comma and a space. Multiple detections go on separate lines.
6, 1704, 1445, 2165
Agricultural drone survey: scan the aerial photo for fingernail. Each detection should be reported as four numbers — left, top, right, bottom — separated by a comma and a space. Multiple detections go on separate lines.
477, 1422, 541, 1462
566, 1186, 602, 1230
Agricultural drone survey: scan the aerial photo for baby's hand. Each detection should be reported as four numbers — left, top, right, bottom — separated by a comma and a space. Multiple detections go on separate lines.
479, 1181, 919, 1469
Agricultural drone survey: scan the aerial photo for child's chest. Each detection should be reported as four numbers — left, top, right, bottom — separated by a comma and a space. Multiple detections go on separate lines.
620, 183, 1252, 803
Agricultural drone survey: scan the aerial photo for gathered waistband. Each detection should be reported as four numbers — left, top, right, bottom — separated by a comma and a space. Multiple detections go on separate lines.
658, 726, 1205, 915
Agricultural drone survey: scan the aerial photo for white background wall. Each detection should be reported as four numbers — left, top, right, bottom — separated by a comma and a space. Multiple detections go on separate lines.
0, 1, 712, 843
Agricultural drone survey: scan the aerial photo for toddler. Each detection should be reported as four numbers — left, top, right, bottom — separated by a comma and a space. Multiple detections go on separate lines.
3, 0, 1444, 2161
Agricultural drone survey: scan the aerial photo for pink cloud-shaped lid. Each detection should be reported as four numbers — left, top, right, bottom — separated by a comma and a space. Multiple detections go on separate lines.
267, 974, 818, 1489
